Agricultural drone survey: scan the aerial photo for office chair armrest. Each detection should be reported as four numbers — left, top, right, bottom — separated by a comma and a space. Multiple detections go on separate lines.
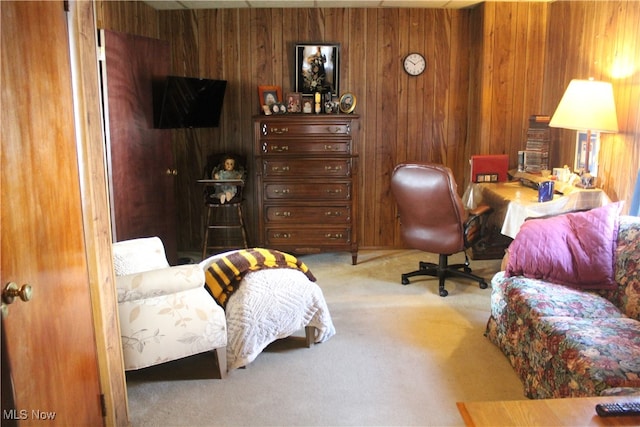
464, 204, 493, 247
468, 204, 492, 217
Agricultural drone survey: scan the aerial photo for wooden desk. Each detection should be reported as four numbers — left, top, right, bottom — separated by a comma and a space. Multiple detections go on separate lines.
457, 396, 640, 426
463, 181, 610, 239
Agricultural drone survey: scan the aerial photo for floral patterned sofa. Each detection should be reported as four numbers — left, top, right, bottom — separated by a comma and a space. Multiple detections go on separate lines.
485, 208, 640, 399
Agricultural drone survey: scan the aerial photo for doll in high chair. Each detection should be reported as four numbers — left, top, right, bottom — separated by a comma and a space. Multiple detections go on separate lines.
212, 155, 245, 204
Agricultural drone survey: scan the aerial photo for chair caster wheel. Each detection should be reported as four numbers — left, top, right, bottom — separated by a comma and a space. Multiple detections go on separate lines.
479, 280, 488, 289
401, 276, 410, 285
439, 289, 449, 297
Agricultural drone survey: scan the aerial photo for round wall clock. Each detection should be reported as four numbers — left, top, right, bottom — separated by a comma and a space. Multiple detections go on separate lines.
403, 53, 426, 76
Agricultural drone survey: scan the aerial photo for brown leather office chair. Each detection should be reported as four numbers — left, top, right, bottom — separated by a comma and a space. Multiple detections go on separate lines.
390, 162, 492, 297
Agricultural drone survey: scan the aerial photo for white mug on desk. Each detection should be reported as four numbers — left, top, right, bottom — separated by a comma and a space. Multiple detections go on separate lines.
553, 167, 567, 182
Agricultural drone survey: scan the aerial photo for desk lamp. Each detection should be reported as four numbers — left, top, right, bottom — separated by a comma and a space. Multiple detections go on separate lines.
549, 78, 618, 187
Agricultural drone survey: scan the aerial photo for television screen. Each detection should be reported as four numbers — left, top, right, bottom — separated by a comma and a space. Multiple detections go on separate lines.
155, 76, 227, 129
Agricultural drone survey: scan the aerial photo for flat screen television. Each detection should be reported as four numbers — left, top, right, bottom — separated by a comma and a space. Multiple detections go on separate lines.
155, 76, 227, 128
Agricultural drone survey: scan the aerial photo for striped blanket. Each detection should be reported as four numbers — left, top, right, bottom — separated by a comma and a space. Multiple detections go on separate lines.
204, 248, 316, 308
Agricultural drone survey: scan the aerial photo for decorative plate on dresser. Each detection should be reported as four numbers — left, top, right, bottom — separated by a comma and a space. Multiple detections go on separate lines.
253, 114, 360, 264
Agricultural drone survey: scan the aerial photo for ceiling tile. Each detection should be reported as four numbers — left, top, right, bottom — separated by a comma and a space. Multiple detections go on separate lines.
143, 0, 488, 9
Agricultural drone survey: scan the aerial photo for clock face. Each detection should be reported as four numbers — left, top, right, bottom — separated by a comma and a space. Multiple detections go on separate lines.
403, 53, 426, 76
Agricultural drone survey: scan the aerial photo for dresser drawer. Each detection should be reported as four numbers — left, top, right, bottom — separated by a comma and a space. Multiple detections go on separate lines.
265, 227, 352, 246
265, 205, 351, 224
264, 182, 351, 200
258, 120, 353, 137
261, 158, 352, 178
259, 139, 352, 155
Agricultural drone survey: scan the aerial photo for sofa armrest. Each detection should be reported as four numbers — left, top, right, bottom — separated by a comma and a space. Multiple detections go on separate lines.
116, 264, 205, 303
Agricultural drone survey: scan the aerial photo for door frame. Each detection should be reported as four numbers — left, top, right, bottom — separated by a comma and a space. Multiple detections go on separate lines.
68, 1, 129, 425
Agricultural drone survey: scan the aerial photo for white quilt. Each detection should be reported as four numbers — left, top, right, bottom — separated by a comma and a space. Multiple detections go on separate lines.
224, 267, 336, 370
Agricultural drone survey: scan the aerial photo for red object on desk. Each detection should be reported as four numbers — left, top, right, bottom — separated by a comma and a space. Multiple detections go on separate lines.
471, 154, 509, 183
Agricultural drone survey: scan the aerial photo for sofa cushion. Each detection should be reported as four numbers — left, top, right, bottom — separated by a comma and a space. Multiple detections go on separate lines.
501, 277, 624, 320
524, 316, 640, 398
505, 202, 622, 290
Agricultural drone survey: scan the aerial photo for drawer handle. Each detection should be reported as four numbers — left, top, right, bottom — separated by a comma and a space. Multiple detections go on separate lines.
325, 211, 342, 217
270, 127, 289, 134
326, 126, 342, 134
275, 211, 291, 217
326, 189, 342, 194
325, 233, 343, 239
272, 145, 289, 152
273, 233, 291, 239
272, 166, 290, 172
273, 189, 291, 194
325, 165, 343, 172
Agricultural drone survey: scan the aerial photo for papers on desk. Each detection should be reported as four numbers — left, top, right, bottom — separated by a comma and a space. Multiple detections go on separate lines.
509, 170, 581, 194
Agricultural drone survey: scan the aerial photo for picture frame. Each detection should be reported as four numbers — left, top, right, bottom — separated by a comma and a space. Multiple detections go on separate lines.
574, 131, 600, 176
285, 92, 302, 113
295, 43, 340, 96
339, 92, 356, 114
258, 85, 282, 112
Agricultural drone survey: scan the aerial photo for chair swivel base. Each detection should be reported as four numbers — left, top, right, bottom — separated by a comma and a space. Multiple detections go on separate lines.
401, 254, 488, 297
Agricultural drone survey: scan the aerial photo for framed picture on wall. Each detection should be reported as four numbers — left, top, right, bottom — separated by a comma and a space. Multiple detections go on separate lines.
295, 43, 340, 97
574, 131, 600, 176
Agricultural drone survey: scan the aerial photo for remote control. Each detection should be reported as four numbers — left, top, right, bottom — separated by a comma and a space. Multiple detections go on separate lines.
595, 402, 640, 417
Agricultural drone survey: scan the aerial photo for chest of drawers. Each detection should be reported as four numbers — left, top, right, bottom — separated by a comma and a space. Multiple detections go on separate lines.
254, 114, 359, 264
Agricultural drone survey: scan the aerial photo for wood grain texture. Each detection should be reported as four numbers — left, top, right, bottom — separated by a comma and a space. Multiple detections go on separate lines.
70, 2, 129, 425
98, 1, 640, 251
2, 2, 104, 424
543, 1, 640, 208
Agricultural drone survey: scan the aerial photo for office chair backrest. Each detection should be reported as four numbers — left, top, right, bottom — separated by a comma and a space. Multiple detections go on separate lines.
391, 163, 467, 255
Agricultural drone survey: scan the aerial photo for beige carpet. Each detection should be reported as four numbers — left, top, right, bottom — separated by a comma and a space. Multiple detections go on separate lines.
125, 249, 525, 426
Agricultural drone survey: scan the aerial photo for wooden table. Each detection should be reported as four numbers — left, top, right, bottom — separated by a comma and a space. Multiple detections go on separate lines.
457, 396, 640, 426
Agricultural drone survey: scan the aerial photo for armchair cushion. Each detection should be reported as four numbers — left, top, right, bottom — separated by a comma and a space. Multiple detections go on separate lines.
119, 286, 227, 371
116, 264, 205, 303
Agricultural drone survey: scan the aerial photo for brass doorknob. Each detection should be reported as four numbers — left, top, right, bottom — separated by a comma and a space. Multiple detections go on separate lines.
3, 282, 32, 305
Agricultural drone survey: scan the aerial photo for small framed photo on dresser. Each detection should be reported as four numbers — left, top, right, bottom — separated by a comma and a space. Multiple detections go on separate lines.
339, 93, 356, 114
285, 92, 302, 113
258, 85, 282, 112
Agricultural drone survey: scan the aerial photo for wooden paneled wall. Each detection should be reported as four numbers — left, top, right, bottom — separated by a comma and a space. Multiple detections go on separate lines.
467, 2, 549, 171
542, 1, 640, 207
97, 1, 640, 253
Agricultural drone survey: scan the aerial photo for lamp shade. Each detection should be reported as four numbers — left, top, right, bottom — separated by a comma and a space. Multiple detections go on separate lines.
549, 79, 619, 133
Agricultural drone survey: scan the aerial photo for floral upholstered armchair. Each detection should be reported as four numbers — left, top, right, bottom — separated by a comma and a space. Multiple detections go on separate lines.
112, 237, 227, 378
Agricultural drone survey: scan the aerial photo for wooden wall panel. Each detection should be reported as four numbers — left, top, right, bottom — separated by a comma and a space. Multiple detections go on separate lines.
95, 0, 159, 38
98, 1, 640, 252
543, 0, 640, 211
467, 1, 549, 181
